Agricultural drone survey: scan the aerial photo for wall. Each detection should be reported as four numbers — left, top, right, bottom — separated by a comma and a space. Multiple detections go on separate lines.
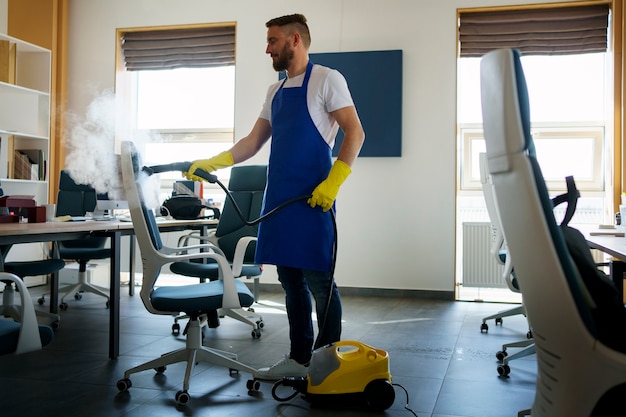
65, 0, 577, 295
0, 1, 6, 34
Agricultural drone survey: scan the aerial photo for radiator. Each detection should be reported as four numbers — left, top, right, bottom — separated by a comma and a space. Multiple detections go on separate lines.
462, 222, 506, 288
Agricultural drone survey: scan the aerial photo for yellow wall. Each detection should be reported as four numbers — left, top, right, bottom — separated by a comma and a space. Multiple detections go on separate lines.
7, 0, 67, 202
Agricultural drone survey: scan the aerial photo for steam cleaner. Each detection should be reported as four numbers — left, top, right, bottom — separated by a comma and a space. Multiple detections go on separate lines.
143, 161, 404, 413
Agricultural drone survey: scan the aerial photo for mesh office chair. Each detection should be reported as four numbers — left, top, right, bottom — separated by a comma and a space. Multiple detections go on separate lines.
0, 272, 54, 355
481, 48, 626, 417
171, 164, 266, 337
38, 170, 110, 310
116, 141, 257, 406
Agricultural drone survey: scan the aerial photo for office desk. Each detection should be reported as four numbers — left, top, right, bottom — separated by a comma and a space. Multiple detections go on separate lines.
583, 226, 626, 299
0, 218, 217, 359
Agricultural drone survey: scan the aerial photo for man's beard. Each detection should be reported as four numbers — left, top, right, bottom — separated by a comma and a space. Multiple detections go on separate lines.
272, 41, 294, 72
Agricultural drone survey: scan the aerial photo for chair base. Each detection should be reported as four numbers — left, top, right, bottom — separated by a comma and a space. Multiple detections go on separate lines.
481, 304, 525, 332
496, 339, 536, 377
41, 270, 109, 309
118, 316, 257, 405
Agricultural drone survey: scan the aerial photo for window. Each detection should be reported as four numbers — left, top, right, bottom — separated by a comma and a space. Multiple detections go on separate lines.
115, 24, 236, 204
458, 53, 608, 194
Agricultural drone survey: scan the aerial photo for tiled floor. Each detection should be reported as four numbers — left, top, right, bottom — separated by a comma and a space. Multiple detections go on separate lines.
0, 281, 537, 417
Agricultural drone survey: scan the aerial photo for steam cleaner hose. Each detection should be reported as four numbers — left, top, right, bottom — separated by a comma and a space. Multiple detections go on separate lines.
144, 162, 338, 348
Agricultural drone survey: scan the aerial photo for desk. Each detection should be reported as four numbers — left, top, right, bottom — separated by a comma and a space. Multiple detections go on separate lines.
583, 226, 626, 299
0, 218, 217, 359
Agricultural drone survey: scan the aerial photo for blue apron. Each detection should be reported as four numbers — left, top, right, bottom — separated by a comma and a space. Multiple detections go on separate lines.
255, 61, 334, 272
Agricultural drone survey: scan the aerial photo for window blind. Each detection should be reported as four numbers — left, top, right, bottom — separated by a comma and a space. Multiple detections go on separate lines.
459, 4, 609, 57
121, 25, 235, 71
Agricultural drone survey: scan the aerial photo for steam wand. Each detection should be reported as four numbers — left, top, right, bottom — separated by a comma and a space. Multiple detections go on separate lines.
141, 161, 310, 227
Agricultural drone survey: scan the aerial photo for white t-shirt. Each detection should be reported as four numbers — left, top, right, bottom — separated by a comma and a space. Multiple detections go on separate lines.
259, 64, 355, 148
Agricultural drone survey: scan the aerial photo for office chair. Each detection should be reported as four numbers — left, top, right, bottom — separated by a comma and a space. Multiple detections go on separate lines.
38, 170, 110, 310
479, 152, 535, 376
0, 272, 54, 355
1, 248, 65, 329
171, 164, 266, 337
116, 141, 257, 406
481, 48, 626, 416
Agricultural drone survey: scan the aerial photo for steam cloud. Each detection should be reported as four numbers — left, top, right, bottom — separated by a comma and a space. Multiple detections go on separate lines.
63, 89, 162, 208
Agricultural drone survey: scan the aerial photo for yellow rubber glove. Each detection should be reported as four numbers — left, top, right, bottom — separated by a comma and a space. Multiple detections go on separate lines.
184, 151, 234, 182
308, 159, 352, 212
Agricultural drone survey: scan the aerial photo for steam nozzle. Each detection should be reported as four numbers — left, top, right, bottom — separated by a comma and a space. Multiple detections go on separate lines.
142, 162, 218, 183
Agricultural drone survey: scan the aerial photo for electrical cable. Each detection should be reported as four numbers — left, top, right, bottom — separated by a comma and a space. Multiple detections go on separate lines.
392, 383, 419, 416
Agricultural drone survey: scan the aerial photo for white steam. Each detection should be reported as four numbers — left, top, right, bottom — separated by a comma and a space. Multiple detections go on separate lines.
63, 89, 162, 209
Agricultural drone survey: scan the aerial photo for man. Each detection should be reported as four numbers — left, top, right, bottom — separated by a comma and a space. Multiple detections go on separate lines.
184, 13, 364, 379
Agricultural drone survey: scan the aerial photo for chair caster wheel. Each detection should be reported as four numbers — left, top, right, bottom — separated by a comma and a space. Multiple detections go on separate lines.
154, 366, 166, 373
50, 320, 60, 330
37, 297, 45, 305
252, 329, 261, 339
257, 320, 264, 329
172, 322, 180, 336
59, 302, 68, 311
116, 378, 132, 392
105, 300, 110, 309
497, 364, 511, 377
496, 350, 508, 361
247, 379, 261, 391
229, 368, 239, 376
495, 317, 503, 325
74, 292, 83, 300
480, 322, 488, 333
175, 390, 190, 406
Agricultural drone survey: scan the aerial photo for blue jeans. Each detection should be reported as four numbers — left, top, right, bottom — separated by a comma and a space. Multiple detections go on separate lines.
276, 266, 342, 364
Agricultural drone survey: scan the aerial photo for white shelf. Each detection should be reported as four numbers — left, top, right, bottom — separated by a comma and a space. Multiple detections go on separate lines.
0, 34, 51, 207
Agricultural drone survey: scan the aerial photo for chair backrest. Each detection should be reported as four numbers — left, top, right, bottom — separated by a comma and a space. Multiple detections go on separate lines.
479, 152, 515, 290
57, 170, 107, 249
480, 48, 626, 416
214, 165, 267, 262
120, 141, 167, 314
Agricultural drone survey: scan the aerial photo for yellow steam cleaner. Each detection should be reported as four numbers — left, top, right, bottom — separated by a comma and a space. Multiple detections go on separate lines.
265, 340, 395, 411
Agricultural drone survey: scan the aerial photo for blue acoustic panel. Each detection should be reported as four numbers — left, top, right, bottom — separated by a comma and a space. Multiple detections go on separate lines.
280, 50, 403, 157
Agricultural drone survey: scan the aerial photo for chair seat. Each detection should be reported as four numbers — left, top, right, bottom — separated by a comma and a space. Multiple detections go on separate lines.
151, 280, 254, 313
0, 319, 54, 355
58, 247, 111, 261
169, 261, 262, 280
4, 259, 65, 278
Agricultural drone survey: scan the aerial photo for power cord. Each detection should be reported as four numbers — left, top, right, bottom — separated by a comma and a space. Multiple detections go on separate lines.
393, 383, 419, 416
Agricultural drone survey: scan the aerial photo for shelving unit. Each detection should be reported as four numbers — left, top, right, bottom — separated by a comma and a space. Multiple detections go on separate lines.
0, 33, 51, 206
0, 33, 52, 285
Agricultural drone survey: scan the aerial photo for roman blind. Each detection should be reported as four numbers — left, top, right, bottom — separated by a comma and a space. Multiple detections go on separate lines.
121, 25, 235, 71
459, 3, 610, 57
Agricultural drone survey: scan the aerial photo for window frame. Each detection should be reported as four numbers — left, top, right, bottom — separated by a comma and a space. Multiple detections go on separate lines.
459, 122, 605, 193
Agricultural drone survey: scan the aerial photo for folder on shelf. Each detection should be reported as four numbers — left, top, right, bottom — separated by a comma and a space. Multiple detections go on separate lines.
13, 149, 45, 180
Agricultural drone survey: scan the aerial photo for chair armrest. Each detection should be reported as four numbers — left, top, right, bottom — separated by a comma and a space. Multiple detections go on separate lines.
0, 272, 42, 354
177, 230, 217, 247
231, 236, 258, 277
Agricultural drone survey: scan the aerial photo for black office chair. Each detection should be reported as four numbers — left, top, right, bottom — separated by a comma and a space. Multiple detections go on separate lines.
171, 164, 266, 337
481, 47, 626, 417
38, 170, 110, 310
117, 141, 257, 406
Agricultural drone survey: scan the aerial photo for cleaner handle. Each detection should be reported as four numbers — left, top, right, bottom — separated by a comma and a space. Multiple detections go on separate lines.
142, 162, 218, 183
